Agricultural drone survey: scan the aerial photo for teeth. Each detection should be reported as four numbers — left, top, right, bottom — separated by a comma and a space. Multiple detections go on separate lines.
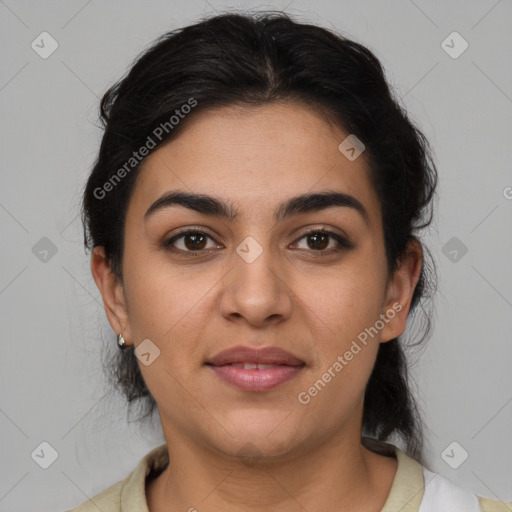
229, 363, 278, 369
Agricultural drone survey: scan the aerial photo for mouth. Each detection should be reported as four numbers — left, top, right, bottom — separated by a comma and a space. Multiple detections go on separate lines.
205, 345, 305, 391
211, 362, 297, 369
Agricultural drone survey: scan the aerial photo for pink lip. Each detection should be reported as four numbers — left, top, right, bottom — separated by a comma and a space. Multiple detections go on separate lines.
208, 364, 303, 391
206, 345, 305, 392
206, 345, 304, 366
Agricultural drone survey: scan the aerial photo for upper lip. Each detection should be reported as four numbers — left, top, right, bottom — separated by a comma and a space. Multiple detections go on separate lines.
206, 345, 305, 366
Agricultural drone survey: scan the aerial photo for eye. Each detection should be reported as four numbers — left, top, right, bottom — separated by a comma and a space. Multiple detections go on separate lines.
163, 228, 353, 255
294, 229, 353, 253
164, 229, 221, 253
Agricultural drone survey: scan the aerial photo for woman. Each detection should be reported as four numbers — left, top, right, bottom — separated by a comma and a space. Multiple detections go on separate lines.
69, 10, 510, 512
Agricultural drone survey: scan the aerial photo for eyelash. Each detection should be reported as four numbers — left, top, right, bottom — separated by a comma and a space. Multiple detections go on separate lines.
163, 228, 353, 256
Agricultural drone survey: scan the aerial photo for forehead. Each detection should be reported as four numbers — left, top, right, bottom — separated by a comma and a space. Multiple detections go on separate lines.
128, 101, 381, 228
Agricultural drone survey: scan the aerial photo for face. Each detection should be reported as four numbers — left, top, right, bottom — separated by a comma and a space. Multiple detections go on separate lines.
93, 101, 420, 462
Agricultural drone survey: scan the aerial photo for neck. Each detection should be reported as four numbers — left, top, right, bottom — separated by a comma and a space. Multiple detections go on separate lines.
146, 427, 397, 512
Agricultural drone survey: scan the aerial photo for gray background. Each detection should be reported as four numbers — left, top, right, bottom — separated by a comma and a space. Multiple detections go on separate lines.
1, 1, 511, 510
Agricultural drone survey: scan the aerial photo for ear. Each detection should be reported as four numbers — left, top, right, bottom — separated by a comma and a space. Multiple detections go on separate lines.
380, 238, 423, 343
90, 246, 132, 347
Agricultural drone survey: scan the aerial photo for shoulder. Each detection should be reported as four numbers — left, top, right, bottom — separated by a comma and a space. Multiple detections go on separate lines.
65, 443, 169, 512
478, 496, 512, 512
363, 437, 512, 512
415, 457, 512, 512
66, 479, 124, 512
421, 466, 512, 512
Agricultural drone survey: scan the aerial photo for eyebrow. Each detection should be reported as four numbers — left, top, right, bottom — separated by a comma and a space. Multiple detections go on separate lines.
144, 190, 371, 227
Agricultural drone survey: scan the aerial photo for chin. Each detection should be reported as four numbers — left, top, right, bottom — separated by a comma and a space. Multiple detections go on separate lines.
217, 409, 304, 455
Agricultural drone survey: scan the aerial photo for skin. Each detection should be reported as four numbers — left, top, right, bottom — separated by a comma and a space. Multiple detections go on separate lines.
91, 101, 422, 512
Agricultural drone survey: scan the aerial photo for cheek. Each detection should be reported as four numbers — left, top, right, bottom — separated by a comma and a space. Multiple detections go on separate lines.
122, 249, 212, 340
122, 257, 213, 404
303, 264, 387, 345
296, 275, 383, 419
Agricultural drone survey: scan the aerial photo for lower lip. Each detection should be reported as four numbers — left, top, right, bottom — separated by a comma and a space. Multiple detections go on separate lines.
208, 364, 304, 391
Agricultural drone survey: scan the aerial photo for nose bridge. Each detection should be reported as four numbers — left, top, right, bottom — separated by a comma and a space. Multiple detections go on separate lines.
234, 233, 281, 293
220, 233, 292, 324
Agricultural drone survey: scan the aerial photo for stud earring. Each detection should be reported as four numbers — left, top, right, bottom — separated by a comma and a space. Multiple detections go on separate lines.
117, 333, 127, 349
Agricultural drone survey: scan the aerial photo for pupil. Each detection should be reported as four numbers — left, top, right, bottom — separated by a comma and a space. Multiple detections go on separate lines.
186, 233, 206, 250
309, 233, 328, 250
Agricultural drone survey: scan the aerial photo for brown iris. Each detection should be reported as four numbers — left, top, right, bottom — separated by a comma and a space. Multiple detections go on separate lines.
183, 233, 208, 250
306, 232, 329, 250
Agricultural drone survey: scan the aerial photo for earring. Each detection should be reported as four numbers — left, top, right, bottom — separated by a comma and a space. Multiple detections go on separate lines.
117, 333, 127, 349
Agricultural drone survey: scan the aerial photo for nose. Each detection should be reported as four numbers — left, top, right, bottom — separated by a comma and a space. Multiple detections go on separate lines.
218, 236, 293, 328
